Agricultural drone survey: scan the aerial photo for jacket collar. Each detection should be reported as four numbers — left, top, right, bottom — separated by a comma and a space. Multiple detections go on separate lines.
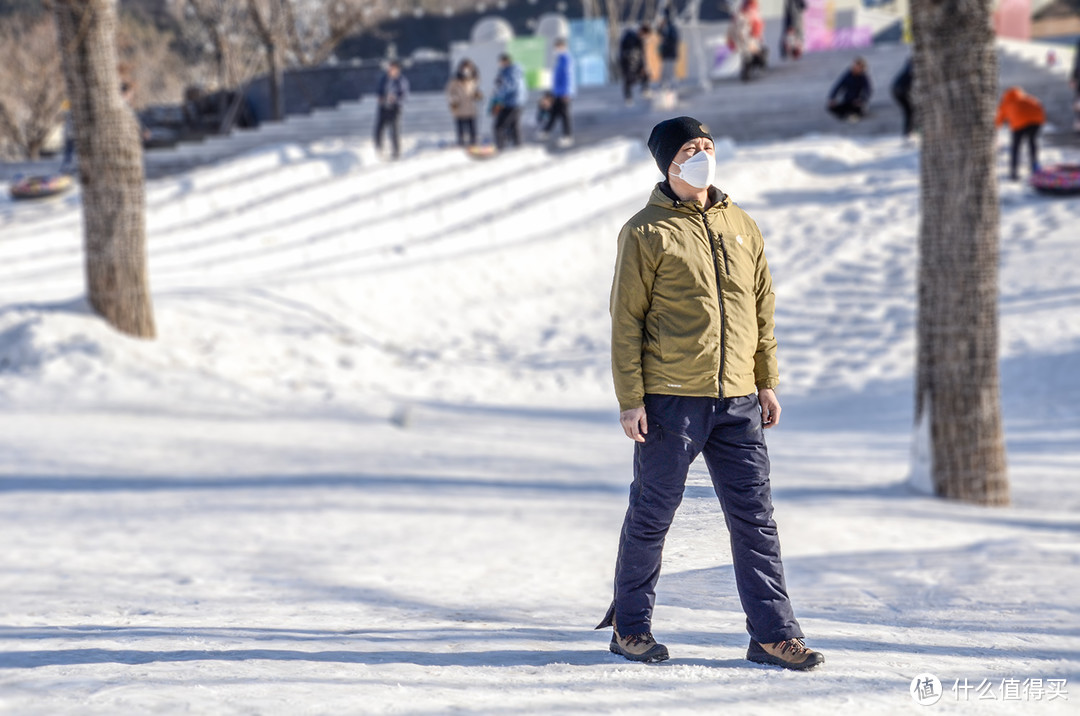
650, 182, 729, 214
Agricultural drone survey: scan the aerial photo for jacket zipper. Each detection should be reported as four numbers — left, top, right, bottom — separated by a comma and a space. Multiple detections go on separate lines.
700, 211, 728, 399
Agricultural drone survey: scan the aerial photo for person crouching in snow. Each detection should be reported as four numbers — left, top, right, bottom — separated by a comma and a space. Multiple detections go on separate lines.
597, 116, 825, 671
827, 57, 871, 122
995, 86, 1046, 181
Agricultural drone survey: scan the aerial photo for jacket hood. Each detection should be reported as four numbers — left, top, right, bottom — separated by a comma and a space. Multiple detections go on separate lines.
648, 182, 730, 214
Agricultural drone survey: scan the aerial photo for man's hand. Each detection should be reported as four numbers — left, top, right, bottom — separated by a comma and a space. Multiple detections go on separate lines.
620, 406, 648, 442
758, 388, 781, 429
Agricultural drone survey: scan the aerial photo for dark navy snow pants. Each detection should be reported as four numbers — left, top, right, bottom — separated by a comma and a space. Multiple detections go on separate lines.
610, 394, 803, 643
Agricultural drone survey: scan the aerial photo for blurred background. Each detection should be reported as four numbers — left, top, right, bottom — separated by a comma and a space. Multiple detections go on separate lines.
0, 1, 1077, 714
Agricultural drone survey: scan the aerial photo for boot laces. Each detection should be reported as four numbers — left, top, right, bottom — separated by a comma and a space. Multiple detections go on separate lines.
777, 638, 808, 656
625, 632, 655, 648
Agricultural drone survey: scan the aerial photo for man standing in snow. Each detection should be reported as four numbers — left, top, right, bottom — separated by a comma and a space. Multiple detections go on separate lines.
539, 37, 575, 147
374, 61, 409, 160
598, 117, 824, 671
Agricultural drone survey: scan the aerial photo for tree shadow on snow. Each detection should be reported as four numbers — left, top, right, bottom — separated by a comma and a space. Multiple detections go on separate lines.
0, 624, 774, 671
0, 470, 622, 496
0, 647, 615, 670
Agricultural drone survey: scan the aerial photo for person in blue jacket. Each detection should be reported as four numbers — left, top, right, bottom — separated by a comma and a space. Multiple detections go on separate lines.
540, 37, 575, 147
491, 53, 527, 150
826, 57, 872, 122
374, 61, 409, 159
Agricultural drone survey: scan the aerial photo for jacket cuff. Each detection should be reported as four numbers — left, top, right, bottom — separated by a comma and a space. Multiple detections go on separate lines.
756, 378, 780, 390
618, 398, 646, 412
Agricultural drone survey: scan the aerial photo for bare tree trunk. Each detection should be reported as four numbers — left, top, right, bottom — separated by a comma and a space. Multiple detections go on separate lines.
53, 0, 156, 339
266, 40, 284, 120
911, 0, 1006, 504
247, 0, 285, 121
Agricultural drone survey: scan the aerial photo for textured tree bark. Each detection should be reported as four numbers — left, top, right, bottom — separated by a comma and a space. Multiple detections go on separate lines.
911, 0, 1007, 504
53, 0, 155, 339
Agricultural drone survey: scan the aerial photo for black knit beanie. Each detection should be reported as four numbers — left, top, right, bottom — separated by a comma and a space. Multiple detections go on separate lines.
647, 116, 713, 177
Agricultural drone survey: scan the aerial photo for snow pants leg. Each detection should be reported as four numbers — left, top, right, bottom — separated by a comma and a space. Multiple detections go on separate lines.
455, 117, 476, 146
606, 394, 803, 644
375, 105, 401, 158
494, 106, 521, 149
543, 96, 572, 138
1010, 124, 1041, 178
893, 90, 914, 136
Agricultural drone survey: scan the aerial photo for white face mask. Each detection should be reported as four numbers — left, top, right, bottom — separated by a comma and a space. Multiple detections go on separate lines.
671, 150, 716, 189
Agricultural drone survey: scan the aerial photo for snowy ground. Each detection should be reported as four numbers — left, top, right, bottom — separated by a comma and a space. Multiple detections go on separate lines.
0, 131, 1078, 715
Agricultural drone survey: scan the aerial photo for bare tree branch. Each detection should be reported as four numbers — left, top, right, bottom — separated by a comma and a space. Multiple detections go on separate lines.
0, 15, 66, 159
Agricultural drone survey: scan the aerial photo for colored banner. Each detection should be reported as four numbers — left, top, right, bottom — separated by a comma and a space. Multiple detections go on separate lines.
994, 0, 1031, 40
804, 0, 873, 51
804, 0, 834, 52
507, 36, 548, 90
568, 18, 609, 88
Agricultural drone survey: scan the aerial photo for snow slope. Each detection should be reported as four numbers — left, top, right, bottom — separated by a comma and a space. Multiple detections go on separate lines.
0, 133, 1078, 715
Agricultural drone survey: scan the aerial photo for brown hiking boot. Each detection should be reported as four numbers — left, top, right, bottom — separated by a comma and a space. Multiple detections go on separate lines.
609, 629, 670, 663
746, 638, 824, 670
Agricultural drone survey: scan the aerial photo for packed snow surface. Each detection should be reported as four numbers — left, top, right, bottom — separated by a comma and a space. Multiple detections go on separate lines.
0, 131, 1078, 715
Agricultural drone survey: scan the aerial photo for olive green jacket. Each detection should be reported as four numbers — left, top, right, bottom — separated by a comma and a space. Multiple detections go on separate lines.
610, 183, 779, 411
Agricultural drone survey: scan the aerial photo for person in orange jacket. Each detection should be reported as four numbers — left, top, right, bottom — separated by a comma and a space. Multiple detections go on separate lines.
995, 86, 1046, 181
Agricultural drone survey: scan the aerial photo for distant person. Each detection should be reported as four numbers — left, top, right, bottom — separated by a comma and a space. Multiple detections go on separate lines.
619, 24, 650, 105
658, 2, 680, 90
780, 0, 806, 60
491, 53, 527, 150
599, 115, 825, 672
643, 23, 662, 93
60, 100, 75, 170
536, 91, 555, 130
826, 57, 872, 122
374, 60, 409, 160
540, 37, 574, 147
447, 59, 482, 147
118, 73, 152, 144
728, 0, 767, 82
891, 57, 914, 138
995, 86, 1045, 181
1071, 37, 1080, 132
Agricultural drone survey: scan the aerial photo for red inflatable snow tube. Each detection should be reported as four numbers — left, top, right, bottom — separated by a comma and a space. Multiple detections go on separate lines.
1030, 164, 1080, 196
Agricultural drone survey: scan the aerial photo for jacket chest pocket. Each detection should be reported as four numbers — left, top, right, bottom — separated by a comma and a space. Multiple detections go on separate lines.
718, 234, 756, 293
